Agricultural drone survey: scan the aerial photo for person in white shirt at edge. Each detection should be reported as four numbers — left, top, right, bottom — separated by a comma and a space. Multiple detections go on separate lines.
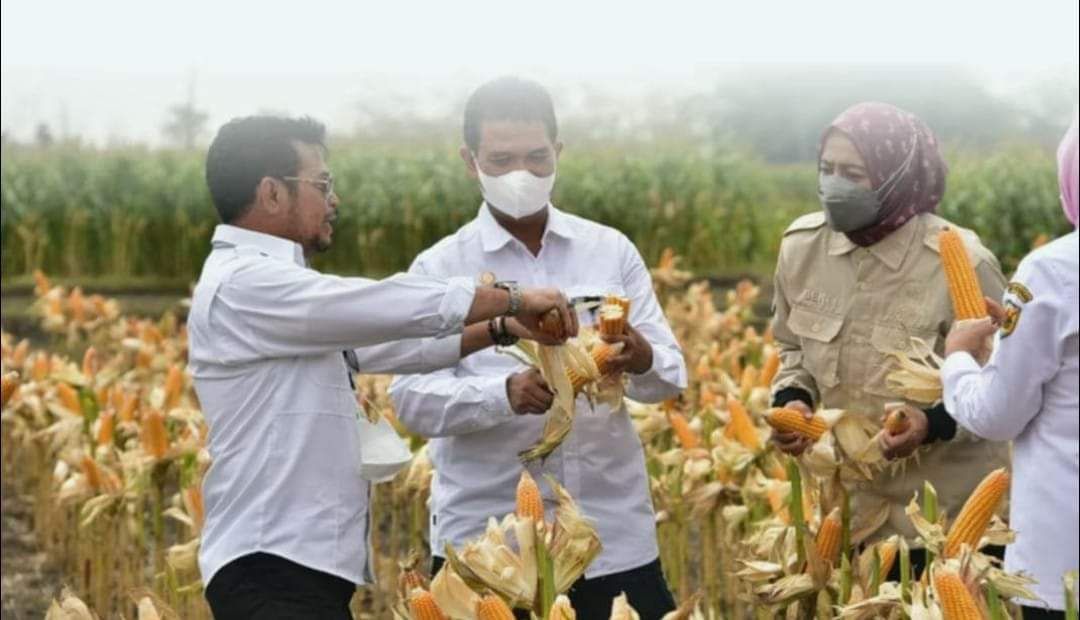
187, 115, 580, 620
910, 116, 1078, 620
357, 77, 688, 620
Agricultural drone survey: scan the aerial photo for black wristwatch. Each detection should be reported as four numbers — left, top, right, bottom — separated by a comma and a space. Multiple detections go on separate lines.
493, 281, 522, 316
488, 316, 520, 346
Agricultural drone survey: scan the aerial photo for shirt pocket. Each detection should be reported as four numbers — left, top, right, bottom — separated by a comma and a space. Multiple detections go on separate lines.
866, 322, 939, 398
304, 352, 358, 415
786, 305, 844, 389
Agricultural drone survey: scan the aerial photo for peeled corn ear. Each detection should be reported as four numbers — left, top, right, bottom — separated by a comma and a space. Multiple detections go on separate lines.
933, 569, 983, 620
516, 470, 544, 522
944, 468, 1009, 558
766, 408, 827, 442
476, 594, 515, 620
939, 228, 988, 321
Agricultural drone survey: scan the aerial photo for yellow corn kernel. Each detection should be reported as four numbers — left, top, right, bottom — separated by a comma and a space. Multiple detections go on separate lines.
667, 411, 699, 449
547, 594, 577, 620
944, 467, 1009, 558
815, 508, 842, 566
476, 594, 515, 620
766, 408, 827, 441
939, 228, 988, 321
408, 589, 448, 620
598, 305, 626, 337
516, 470, 544, 522
723, 396, 761, 452
933, 569, 983, 620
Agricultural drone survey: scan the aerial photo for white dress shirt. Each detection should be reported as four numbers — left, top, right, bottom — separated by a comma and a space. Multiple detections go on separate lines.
188, 225, 476, 587
942, 230, 1079, 609
374, 204, 687, 579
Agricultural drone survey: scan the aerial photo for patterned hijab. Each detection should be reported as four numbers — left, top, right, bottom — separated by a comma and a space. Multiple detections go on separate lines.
820, 102, 948, 246
1058, 114, 1079, 228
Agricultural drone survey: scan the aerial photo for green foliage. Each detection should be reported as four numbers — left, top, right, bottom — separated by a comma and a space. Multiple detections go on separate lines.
1, 143, 1069, 282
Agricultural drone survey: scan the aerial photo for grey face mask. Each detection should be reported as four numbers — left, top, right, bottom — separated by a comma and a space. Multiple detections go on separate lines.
818, 174, 881, 232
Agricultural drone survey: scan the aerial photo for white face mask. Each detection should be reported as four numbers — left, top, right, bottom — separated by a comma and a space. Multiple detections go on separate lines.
473, 153, 556, 219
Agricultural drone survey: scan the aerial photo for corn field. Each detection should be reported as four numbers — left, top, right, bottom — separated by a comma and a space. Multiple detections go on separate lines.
4, 256, 1078, 619
0, 144, 1071, 284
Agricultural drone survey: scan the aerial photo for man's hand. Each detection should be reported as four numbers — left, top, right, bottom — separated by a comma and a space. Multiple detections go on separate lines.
507, 369, 554, 415
879, 404, 928, 460
769, 399, 814, 456
601, 324, 654, 375
516, 288, 578, 342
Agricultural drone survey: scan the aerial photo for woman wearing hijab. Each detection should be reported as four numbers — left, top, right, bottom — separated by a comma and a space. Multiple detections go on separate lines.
938, 116, 1079, 619
769, 102, 1010, 576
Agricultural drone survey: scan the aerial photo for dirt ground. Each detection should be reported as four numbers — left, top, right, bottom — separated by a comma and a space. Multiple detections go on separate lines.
1, 478, 62, 619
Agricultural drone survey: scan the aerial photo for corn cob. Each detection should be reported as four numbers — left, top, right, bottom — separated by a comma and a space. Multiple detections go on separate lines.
408, 589, 448, 620
939, 228, 988, 321
815, 508, 842, 566
81, 455, 103, 490
163, 364, 184, 410
1, 372, 19, 409
884, 407, 911, 435
605, 294, 630, 315
56, 383, 83, 416
476, 594, 515, 620
667, 411, 700, 449
540, 309, 566, 340
567, 344, 617, 393
119, 392, 139, 422
944, 468, 1009, 558
96, 410, 115, 447
877, 541, 898, 582
33, 270, 51, 296
141, 409, 169, 459
81, 346, 99, 379
12, 339, 30, 366
516, 470, 544, 522
547, 594, 576, 619
183, 486, 205, 531
766, 408, 827, 441
724, 396, 761, 451
69, 288, 86, 323
758, 348, 780, 388
31, 353, 50, 381
598, 305, 626, 337
933, 569, 984, 620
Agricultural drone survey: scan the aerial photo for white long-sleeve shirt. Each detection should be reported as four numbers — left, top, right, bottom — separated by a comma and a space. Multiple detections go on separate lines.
188, 225, 476, 587
942, 230, 1079, 610
375, 204, 687, 578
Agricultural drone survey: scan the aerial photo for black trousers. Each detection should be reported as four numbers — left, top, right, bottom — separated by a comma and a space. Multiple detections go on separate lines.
431, 555, 676, 620
205, 553, 355, 620
884, 545, 1006, 582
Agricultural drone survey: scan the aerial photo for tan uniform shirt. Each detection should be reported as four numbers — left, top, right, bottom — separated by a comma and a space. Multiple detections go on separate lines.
771, 211, 1010, 542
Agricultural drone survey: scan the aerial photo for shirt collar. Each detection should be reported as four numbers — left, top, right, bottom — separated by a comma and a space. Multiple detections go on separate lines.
211, 224, 307, 267
826, 215, 920, 271
477, 202, 576, 253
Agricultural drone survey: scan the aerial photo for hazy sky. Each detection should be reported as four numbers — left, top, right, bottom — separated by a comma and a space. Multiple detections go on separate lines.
3, 0, 1078, 144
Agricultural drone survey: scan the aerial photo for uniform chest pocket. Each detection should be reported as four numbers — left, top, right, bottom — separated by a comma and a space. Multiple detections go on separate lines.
786, 306, 844, 389
303, 352, 358, 414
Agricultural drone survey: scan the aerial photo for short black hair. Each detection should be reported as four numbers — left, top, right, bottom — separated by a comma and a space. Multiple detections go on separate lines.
205, 115, 327, 223
463, 77, 558, 152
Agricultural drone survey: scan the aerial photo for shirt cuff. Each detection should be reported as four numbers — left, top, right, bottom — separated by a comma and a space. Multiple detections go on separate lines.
773, 387, 814, 409
922, 402, 957, 443
420, 334, 462, 370
437, 277, 477, 336
480, 374, 514, 416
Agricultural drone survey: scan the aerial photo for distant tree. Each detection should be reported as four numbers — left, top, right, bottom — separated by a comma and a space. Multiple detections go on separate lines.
163, 77, 208, 149
34, 123, 54, 147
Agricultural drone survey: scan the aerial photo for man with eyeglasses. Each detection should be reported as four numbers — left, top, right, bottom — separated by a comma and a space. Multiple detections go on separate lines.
188, 115, 578, 619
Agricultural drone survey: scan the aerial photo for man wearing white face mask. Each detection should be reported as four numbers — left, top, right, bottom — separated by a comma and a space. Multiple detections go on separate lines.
378, 77, 687, 619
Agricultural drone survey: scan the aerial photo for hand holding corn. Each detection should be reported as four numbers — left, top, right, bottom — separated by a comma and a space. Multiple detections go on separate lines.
599, 323, 654, 375
507, 368, 556, 415
879, 404, 928, 460
944, 296, 1005, 364
515, 288, 580, 343
769, 400, 816, 456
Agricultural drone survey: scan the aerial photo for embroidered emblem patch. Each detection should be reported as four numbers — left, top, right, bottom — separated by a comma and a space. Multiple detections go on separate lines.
479, 271, 496, 286
1000, 300, 1022, 338
1006, 282, 1033, 303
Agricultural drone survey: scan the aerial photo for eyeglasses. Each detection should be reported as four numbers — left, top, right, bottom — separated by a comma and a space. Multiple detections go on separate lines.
282, 175, 335, 198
